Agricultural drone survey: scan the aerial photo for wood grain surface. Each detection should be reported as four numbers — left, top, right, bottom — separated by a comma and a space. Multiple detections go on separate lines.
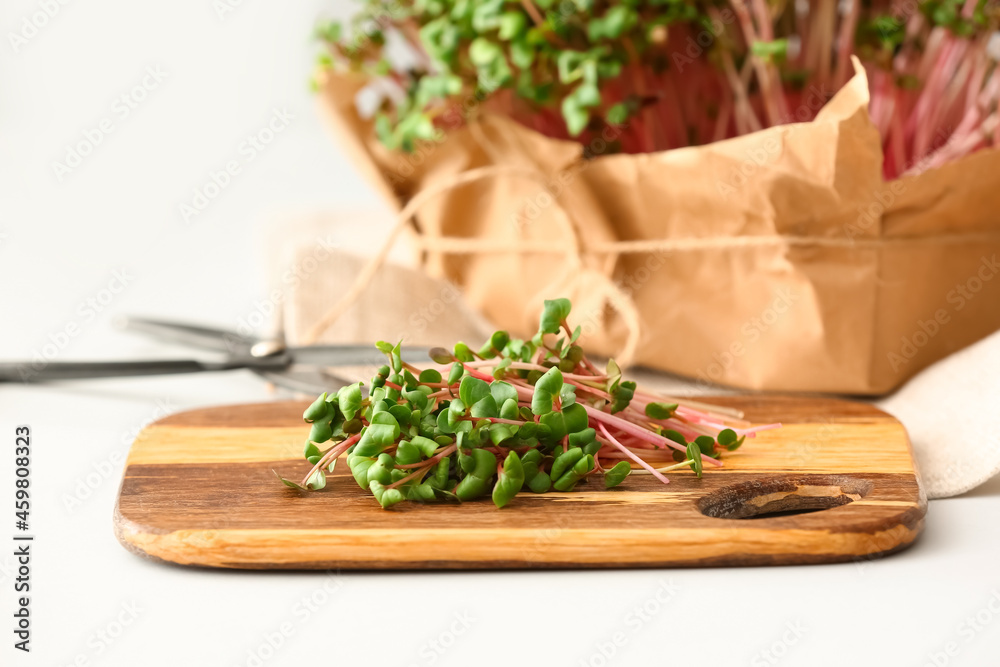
114, 396, 926, 569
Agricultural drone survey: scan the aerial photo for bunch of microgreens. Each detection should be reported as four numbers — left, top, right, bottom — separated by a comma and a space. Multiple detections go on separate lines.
277, 298, 780, 509
315, 0, 1000, 179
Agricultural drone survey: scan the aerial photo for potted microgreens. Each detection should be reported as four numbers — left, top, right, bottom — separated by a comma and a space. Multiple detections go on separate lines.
316, 0, 1000, 177
279, 299, 779, 508
306, 1, 1000, 396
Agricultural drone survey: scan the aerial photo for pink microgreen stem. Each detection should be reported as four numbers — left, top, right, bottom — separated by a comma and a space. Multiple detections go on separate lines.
300, 432, 361, 487
385, 465, 433, 490
699, 422, 783, 436
387, 445, 457, 489
394, 443, 458, 470
569, 380, 613, 401
584, 404, 723, 467
597, 424, 671, 485
464, 359, 608, 382
461, 364, 498, 383
630, 458, 696, 475
426, 387, 458, 400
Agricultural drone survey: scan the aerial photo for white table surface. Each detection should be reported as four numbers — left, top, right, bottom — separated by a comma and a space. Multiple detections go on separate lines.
3, 2, 1000, 666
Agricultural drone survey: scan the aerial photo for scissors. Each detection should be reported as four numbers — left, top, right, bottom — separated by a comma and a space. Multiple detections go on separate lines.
0, 317, 430, 395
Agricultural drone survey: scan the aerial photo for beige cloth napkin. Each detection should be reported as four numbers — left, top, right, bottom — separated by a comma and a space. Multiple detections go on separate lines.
277, 224, 999, 499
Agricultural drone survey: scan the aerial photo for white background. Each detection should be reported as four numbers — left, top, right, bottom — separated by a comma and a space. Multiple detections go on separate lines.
2, 2, 1000, 666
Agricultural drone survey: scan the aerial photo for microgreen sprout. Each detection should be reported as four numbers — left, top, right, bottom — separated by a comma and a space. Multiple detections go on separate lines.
277, 298, 781, 509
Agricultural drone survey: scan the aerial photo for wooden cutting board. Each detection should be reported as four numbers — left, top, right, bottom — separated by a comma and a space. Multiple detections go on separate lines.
114, 396, 926, 569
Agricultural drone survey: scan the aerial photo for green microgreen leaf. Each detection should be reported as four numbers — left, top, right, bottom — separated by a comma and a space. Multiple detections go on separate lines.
337, 383, 363, 421
498, 11, 526, 40
370, 480, 405, 509
470, 395, 499, 419
530, 366, 563, 415
303, 393, 329, 423
492, 451, 525, 508
645, 402, 679, 420
553, 453, 594, 491
718, 428, 746, 451
453, 342, 475, 362
610, 380, 636, 414
663, 429, 687, 445
538, 298, 572, 335
499, 397, 519, 420
273, 470, 309, 491
604, 461, 631, 488
448, 362, 464, 385
551, 446, 584, 482
686, 442, 704, 478
459, 375, 491, 406
309, 420, 333, 444
562, 402, 588, 433
419, 368, 443, 384
353, 416, 400, 457
304, 441, 321, 459
430, 347, 454, 364
395, 440, 422, 465
306, 470, 327, 491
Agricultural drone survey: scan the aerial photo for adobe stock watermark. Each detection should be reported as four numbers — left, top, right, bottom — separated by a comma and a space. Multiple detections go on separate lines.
214, 0, 251, 20
7, 0, 73, 53
845, 180, 906, 240
379, 68, 503, 189
405, 610, 476, 666
750, 620, 807, 666
58, 600, 143, 667
844, 127, 950, 240
888, 254, 1000, 372
786, 419, 840, 468
51, 66, 168, 182
61, 398, 176, 514
922, 589, 1000, 667
397, 282, 463, 342
321, 1, 407, 52
715, 88, 831, 200
935, 425, 998, 489
853, 517, 923, 574
179, 107, 294, 224
17, 268, 135, 382
564, 252, 669, 343
670, 7, 736, 73
232, 232, 341, 338
577, 579, 679, 667
508, 120, 627, 232
520, 512, 573, 561
697, 287, 798, 386
235, 570, 344, 667
874, 0, 923, 40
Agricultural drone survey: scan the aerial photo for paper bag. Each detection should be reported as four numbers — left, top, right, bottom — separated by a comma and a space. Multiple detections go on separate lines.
317, 61, 1000, 395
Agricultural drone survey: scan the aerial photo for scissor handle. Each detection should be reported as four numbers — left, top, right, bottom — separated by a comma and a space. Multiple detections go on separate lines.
0, 356, 289, 383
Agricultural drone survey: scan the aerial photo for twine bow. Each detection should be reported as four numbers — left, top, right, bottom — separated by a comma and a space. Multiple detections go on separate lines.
300, 164, 645, 365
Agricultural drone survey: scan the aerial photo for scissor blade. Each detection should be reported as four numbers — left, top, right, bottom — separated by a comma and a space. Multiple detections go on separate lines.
285, 345, 431, 367
254, 367, 348, 396
118, 316, 258, 353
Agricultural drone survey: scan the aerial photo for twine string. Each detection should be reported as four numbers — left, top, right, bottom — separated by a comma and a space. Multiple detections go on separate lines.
302, 164, 1000, 365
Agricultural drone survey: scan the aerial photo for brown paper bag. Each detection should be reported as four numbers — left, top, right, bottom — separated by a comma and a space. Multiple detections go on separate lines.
317, 60, 1000, 395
